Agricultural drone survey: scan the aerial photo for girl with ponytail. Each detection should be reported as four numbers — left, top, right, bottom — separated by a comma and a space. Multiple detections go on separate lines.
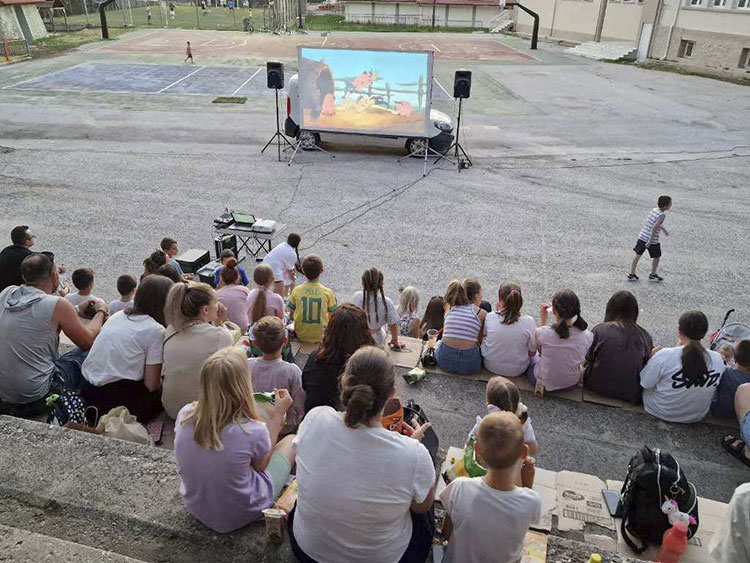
640, 310, 726, 423
530, 289, 593, 392
289, 346, 436, 563
216, 258, 251, 333
161, 281, 234, 419
481, 283, 538, 377
435, 279, 484, 375
354, 267, 402, 349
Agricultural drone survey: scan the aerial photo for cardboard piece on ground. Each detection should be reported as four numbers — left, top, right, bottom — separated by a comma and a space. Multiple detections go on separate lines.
522, 531, 548, 562
556, 470, 615, 531
532, 468, 557, 532
290, 340, 302, 356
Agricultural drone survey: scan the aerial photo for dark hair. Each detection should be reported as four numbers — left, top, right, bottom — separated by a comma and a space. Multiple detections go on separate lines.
464, 278, 482, 303
361, 267, 387, 325
421, 296, 445, 331
498, 283, 523, 325
317, 303, 376, 364
551, 289, 588, 339
603, 290, 650, 352
20, 252, 55, 284
287, 233, 301, 273
127, 275, 174, 327
220, 258, 240, 285
445, 279, 470, 307
11, 225, 30, 246
301, 254, 323, 280
220, 249, 235, 260
658, 195, 672, 209
160, 237, 177, 252
156, 264, 182, 283
143, 250, 167, 276
735, 340, 750, 369
253, 316, 286, 354
71, 268, 94, 291
678, 311, 709, 386
341, 346, 394, 428
486, 377, 528, 425
116, 274, 137, 296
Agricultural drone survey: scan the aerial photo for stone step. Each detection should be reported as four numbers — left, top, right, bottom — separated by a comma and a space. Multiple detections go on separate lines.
566, 41, 637, 61
0, 523, 147, 563
491, 19, 514, 33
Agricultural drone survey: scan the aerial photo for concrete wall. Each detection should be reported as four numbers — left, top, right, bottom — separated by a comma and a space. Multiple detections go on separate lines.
343, 1, 502, 27
21, 4, 47, 38
0, 5, 48, 40
515, 0, 644, 42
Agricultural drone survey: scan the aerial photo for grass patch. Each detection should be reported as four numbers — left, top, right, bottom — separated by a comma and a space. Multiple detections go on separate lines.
614, 60, 750, 88
31, 28, 130, 59
212, 96, 247, 103
304, 14, 486, 33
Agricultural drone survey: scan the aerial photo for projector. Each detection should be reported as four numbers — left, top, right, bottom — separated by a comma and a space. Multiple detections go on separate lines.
252, 219, 277, 234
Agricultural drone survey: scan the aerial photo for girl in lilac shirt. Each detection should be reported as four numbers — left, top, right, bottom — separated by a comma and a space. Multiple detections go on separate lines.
174, 347, 295, 533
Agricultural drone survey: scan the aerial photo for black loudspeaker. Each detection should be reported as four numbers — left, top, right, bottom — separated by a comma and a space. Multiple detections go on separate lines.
453, 69, 472, 99
214, 234, 237, 260
267, 62, 284, 90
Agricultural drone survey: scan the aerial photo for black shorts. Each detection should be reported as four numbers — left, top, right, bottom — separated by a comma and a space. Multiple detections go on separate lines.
634, 239, 661, 258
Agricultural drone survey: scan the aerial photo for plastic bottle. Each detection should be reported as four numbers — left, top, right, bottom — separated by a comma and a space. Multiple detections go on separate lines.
588, 554, 602, 563
658, 521, 688, 563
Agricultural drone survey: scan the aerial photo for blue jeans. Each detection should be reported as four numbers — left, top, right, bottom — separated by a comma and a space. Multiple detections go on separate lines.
434, 342, 482, 375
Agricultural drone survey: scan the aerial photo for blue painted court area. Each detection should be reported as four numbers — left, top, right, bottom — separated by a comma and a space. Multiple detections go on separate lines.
6, 62, 274, 96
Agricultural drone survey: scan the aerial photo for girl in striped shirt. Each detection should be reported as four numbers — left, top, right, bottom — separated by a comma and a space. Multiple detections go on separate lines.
629, 195, 671, 282
435, 278, 486, 375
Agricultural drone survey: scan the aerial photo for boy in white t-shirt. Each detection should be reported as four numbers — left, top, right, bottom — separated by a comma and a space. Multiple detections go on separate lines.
65, 267, 105, 312
440, 411, 541, 563
109, 274, 137, 315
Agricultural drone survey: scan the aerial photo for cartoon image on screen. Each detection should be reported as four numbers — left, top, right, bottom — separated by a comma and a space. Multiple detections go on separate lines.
298, 47, 432, 137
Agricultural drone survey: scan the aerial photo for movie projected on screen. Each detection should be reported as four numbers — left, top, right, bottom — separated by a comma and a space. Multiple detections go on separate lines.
298, 47, 433, 137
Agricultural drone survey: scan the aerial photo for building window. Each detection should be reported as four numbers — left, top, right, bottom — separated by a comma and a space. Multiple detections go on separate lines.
740, 48, 750, 69
712, 0, 726, 6
738, 0, 749, 8
678, 40, 695, 58
688, 0, 702, 5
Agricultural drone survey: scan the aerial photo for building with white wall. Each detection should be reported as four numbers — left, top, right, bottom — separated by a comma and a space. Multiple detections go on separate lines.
344, 0, 508, 29
0, 0, 47, 41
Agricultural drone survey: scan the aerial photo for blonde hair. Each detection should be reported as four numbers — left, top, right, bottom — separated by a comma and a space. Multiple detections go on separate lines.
183, 347, 260, 450
397, 286, 419, 316
476, 411, 524, 470
165, 281, 215, 329
444, 279, 470, 307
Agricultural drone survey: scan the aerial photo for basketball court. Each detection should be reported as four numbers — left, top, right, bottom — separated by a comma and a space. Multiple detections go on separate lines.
99, 29, 538, 62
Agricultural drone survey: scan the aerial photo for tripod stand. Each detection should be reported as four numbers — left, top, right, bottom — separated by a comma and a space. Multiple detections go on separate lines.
261, 89, 295, 162
434, 97, 472, 172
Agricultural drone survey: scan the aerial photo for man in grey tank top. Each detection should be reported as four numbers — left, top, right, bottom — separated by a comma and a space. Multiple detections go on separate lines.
0, 253, 106, 419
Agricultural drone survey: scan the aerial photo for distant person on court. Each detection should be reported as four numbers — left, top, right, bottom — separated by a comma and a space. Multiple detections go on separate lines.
262, 233, 301, 297
65, 267, 106, 311
629, 195, 671, 282
109, 274, 137, 315
212, 249, 249, 288
0, 225, 35, 292
169, 1, 176, 19
185, 41, 194, 64
440, 411, 541, 563
146, 5, 152, 24
288, 255, 337, 344
160, 237, 192, 280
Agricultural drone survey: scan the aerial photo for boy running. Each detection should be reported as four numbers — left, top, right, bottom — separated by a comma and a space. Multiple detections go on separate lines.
184, 41, 193, 64
629, 195, 671, 282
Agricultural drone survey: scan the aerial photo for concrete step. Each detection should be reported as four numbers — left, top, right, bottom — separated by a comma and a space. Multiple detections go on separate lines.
0, 523, 147, 563
491, 19, 514, 33
566, 41, 637, 61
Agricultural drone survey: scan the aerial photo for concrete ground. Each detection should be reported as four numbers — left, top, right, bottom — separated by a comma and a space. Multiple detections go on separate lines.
1, 29, 749, 504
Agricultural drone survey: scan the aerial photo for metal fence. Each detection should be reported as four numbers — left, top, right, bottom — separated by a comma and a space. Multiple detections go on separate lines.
51, 0, 301, 32
1, 38, 31, 61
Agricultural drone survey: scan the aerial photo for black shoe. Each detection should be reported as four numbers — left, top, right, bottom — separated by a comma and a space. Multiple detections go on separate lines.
627, 274, 639, 281
649, 273, 664, 282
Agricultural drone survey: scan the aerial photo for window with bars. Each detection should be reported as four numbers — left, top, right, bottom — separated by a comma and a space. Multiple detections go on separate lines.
738, 0, 749, 8
678, 40, 695, 58
740, 48, 750, 69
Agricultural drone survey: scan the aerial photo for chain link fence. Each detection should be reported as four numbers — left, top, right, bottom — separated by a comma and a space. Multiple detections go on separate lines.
1, 38, 31, 61
49, 0, 302, 32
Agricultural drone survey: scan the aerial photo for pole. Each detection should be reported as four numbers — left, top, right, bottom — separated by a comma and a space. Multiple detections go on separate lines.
454, 98, 461, 163
593, 0, 608, 42
275, 89, 281, 162
297, 0, 302, 28
431, 0, 436, 29
83, 0, 90, 27
507, 2, 538, 50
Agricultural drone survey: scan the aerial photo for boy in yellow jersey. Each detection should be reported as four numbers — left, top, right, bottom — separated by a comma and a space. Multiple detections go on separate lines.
288, 255, 337, 343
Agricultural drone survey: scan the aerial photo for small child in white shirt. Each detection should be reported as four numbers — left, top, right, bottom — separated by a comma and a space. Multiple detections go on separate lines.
66, 267, 106, 312
248, 316, 305, 431
109, 274, 137, 315
440, 411, 542, 563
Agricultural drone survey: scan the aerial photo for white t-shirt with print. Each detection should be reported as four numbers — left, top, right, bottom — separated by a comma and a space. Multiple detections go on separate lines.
82, 311, 165, 386
292, 406, 435, 563
439, 477, 541, 563
262, 242, 297, 282
640, 346, 725, 423
353, 290, 399, 344
481, 313, 537, 377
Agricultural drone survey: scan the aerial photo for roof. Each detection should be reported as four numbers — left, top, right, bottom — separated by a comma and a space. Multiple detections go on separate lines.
348, 0, 501, 4
0, 0, 47, 5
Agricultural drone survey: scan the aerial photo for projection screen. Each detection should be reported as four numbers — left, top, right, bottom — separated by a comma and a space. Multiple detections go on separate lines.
298, 47, 433, 138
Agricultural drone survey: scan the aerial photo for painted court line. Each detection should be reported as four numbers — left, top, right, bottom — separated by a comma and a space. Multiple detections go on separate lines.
322, 35, 329, 47
432, 77, 451, 98
1, 63, 86, 90
431, 43, 442, 53
231, 67, 262, 96
158, 65, 205, 93
491, 40, 541, 62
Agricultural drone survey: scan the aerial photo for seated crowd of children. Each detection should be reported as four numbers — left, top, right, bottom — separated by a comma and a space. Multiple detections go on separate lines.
1, 226, 749, 563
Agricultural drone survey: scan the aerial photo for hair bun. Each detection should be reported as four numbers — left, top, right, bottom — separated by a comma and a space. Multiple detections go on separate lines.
343, 383, 375, 428
225, 258, 238, 270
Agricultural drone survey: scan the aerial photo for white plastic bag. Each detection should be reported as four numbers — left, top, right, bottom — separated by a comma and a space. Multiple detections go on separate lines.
96, 406, 153, 446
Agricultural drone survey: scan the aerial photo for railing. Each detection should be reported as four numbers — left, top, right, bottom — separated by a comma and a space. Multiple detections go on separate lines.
1, 38, 31, 62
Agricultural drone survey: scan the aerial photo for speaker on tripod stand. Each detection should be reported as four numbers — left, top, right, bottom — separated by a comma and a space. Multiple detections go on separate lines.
435, 69, 473, 171
261, 62, 295, 162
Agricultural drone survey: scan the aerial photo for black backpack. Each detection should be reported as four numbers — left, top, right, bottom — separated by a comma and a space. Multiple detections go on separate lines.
620, 446, 699, 553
